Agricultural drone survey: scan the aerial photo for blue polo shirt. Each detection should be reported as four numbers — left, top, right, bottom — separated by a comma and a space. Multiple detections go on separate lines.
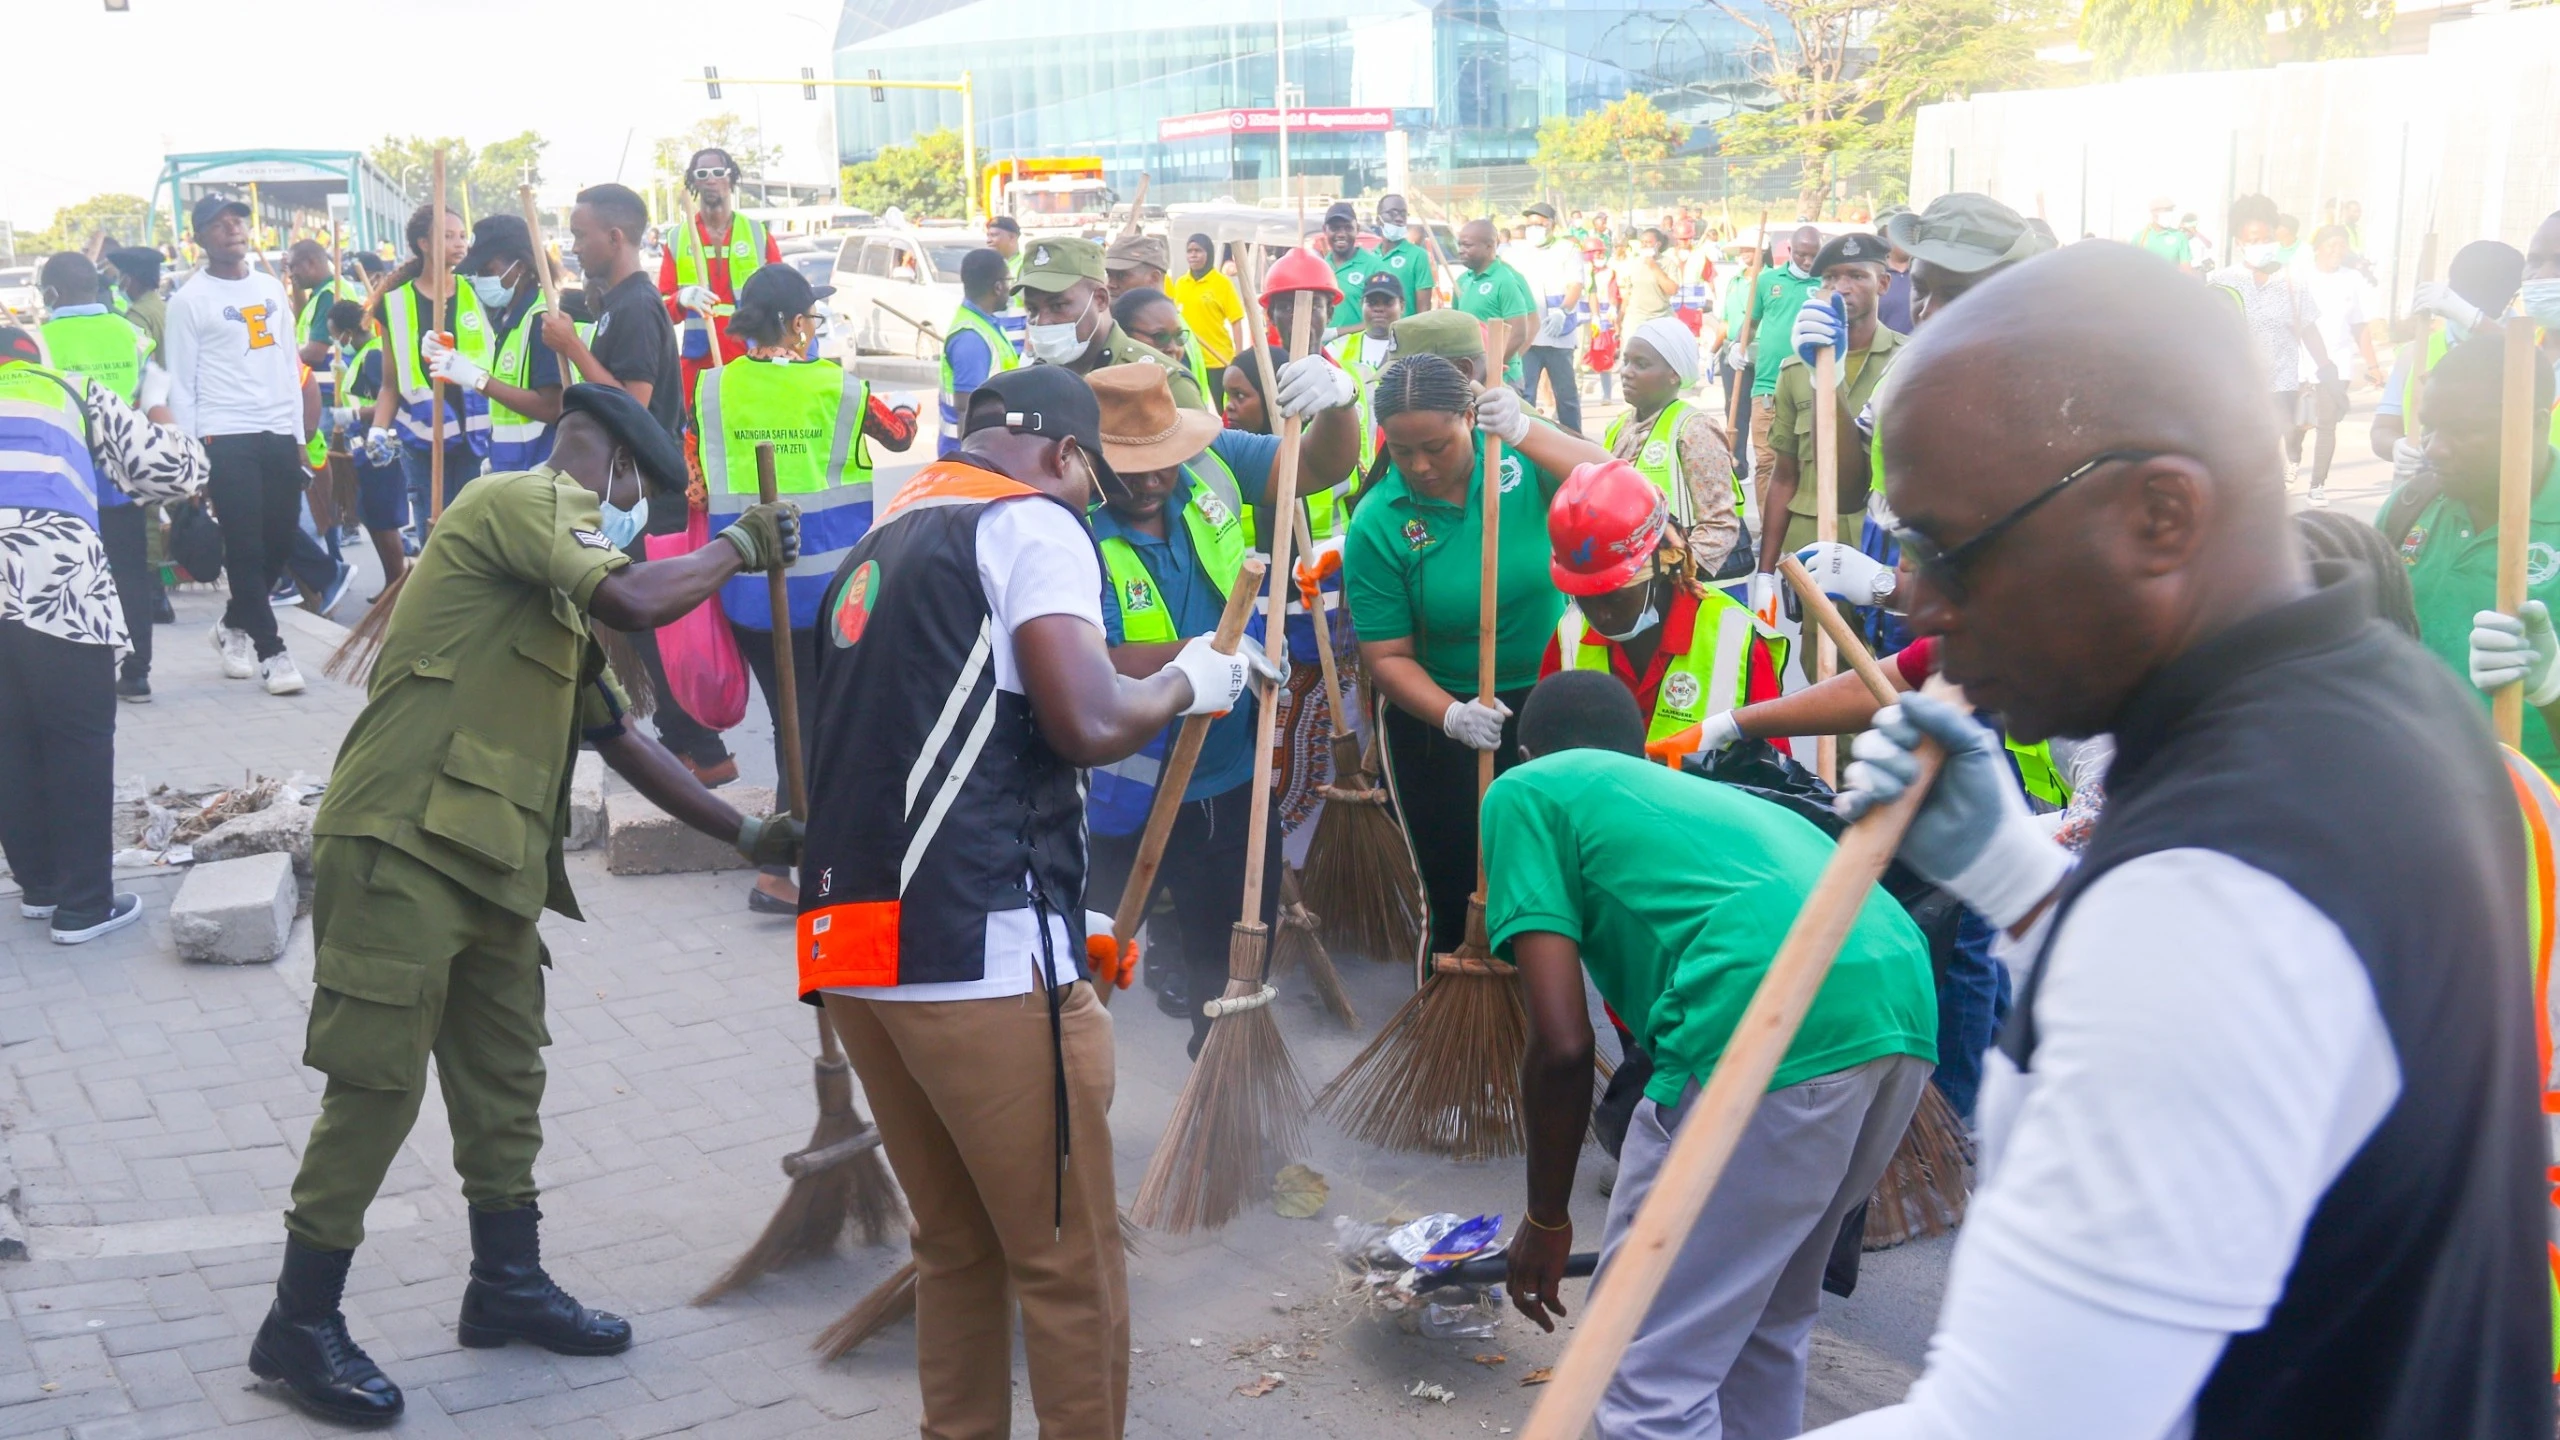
1093, 429, 1281, 802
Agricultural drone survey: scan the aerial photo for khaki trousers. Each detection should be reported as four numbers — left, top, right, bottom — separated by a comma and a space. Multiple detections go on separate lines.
825, 983, 1128, 1440
1748, 395, 1779, 522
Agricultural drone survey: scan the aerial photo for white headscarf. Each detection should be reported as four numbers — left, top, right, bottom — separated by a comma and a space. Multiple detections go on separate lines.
1630, 316, 1698, 385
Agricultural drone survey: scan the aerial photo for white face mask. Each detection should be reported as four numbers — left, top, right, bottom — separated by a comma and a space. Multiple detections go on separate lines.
1525, 224, 1549, 245
2243, 242, 2280, 270
2152, 209, 2174, 225
1025, 297, 1095, 365
2522, 278, 2560, 328
1592, 596, 1660, 643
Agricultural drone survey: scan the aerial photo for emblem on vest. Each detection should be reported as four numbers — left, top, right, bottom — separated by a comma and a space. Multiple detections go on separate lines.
2398, 525, 2427, 563
1662, 672, 1702, 714
832, 559, 881, 648
1193, 487, 1233, 529
1640, 440, 1670, 468
1121, 576, 1157, 614
1402, 517, 1432, 553
1498, 453, 1525, 493
2531, 542, 2560, 589
458, 311, 483, 334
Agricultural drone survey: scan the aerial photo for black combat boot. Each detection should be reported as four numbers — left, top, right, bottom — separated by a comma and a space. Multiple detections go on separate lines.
247, 1238, 405, 1425
456, 1204, 632, 1355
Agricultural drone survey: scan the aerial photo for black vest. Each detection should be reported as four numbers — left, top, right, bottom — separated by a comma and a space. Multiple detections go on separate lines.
797, 465, 1090, 995
2002, 573, 2551, 1439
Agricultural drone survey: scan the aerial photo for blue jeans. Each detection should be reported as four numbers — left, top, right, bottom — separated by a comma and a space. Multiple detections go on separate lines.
1931, 908, 2011, 1120
399, 441, 481, 540
1516, 343, 1582, 435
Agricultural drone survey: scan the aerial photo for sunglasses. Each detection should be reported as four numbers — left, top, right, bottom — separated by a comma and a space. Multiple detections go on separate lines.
1892, 448, 2163, 603
690, 166, 734, 181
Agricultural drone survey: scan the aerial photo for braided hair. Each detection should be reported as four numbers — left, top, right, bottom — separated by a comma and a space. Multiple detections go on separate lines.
1365, 353, 1478, 488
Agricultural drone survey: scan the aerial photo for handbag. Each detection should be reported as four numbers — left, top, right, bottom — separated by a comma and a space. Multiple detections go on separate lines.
642, 506, 749, 730
169, 498, 224, 584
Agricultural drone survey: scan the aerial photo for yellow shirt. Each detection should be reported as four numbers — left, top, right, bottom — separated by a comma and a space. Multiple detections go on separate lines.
1166, 268, 1247, 369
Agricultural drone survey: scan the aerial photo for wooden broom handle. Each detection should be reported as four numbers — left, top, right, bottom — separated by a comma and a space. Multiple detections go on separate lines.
1519, 677, 1967, 1440
2494, 312, 2538, 747
1110, 555, 1268, 948
756, 443, 807, 822
1292, 506, 1351, 741
428, 146, 448, 522
1811, 334, 1840, 784
1476, 325, 1510, 811
1778, 554, 1897, 706
518, 185, 559, 315
1234, 258, 1314, 926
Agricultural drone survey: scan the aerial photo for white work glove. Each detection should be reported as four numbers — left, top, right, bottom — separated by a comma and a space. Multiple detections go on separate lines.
1747, 570, 1781, 624
134, 363, 171, 413
1721, 340, 1749, 372
1274, 354, 1355, 418
426, 344, 488, 394
2390, 436, 2429, 490
1792, 293, 1844, 366
1166, 633, 1253, 717
1472, 383, 1531, 447
2472, 601, 2560, 706
1697, 710, 1742, 755
420, 330, 454, 366
1836, 694, 2074, 930
363, 425, 402, 467
1795, 541, 1896, 607
1232, 631, 1289, 691
2412, 281, 2482, 333
677, 283, 719, 314
1440, 696, 1513, 752
323, 405, 360, 437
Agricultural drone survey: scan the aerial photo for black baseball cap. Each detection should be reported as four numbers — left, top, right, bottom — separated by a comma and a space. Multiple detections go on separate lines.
561, 383, 688, 493
458, 215, 533, 273
1362, 271, 1404, 300
191, 193, 251, 234
1522, 202, 1559, 223
1323, 201, 1358, 226
735, 261, 835, 328
989, 215, 1021, 235
105, 247, 163, 288
964, 366, 1115, 487
1811, 231, 1891, 274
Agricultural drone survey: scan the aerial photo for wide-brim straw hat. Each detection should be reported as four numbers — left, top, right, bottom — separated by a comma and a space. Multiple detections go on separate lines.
1090, 363, 1223, 474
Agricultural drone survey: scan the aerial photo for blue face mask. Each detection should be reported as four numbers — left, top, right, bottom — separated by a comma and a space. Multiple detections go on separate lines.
468, 272, 516, 310
598, 455, 649, 549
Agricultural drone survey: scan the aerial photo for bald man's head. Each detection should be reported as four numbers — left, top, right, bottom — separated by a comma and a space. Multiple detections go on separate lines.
1879, 241, 2305, 740
1788, 226, 1820, 271
1458, 219, 1498, 270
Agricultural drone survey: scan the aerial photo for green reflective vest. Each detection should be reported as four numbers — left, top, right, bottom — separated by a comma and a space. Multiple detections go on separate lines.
698, 355, 874, 632
297, 277, 357, 370
486, 310, 588, 470
671, 211, 769, 351
40, 312, 151, 403
379, 279, 494, 447
2006, 735, 2070, 810
938, 302, 1021, 448
1603, 398, 1751, 536
1554, 586, 1764, 747
2401, 323, 2452, 421
1098, 449, 1247, 644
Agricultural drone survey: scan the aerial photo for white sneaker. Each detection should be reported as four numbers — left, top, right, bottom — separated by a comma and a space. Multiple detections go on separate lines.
261, 653, 306, 696
211, 624, 256, 679
2308, 485, 2330, 509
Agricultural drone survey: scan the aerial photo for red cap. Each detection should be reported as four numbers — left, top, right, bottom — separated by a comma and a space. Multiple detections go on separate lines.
1261, 245, 1343, 305
1548, 461, 1668, 596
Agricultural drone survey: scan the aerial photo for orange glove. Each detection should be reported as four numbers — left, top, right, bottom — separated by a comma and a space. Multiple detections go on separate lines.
1085, 931, 1139, 990
1644, 724, 1701, 768
1294, 537, 1344, 612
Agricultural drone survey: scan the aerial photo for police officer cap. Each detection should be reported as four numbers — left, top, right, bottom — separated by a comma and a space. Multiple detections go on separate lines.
106, 247, 163, 289
560, 384, 687, 494
1392, 308, 1485, 361
1014, 236, 1107, 294
1810, 231, 1892, 275
1883, 194, 2042, 275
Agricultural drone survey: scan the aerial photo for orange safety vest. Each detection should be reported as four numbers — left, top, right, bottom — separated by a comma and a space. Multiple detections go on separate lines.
2502, 745, 2560, 1376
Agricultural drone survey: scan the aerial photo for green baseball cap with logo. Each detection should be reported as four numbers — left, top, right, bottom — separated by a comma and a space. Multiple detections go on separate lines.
1012, 236, 1106, 294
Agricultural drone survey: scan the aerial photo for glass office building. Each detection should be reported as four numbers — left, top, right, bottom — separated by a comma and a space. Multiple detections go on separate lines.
831, 0, 1774, 195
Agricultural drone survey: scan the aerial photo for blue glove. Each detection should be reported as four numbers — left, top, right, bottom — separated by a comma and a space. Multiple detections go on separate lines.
1834, 692, 2073, 929
1792, 292, 1844, 367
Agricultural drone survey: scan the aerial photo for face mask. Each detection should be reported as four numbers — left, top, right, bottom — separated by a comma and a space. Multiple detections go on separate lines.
1785, 261, 1813, 280
1025, 301, 1094, 365
2242, 242, 2280, 270
1593, 599, 1660, 644
1525, 225, 1549, 245
468, 272, 515, 309
2523, 278, 2560, 328
2152, 209, 2173, 225
598, 455, 649, 549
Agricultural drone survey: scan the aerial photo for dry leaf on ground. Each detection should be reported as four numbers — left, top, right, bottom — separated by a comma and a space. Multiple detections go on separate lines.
1273, 1163, 1329, 1218
1519, 1367, 1555, 1387
1236, 1373, 1285, 1397
1471, 1354, 1507, 1366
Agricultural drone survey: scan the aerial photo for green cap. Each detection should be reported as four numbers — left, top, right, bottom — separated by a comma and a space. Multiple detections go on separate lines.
1392, 308, 1485, 361
1012, 236, 1106, 293
1884, 193, 2043, 275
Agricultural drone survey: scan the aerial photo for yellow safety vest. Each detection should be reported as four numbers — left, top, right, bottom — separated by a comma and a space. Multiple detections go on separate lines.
379, 279, 493, 450
696, 355, 873, 631
671, 211, 769, 355
1556, 587, 1765, 761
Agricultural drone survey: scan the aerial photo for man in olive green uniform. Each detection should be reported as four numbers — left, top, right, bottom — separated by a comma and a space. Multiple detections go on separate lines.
250, 384, 807, 1427
1015, 236, 1209, 411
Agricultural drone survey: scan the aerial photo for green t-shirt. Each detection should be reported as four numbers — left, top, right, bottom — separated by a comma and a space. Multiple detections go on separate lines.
2134, 225, 2194, 268
2394, 466, 2560, 775
1328, 247, 1394, 330
1373, 238, 1434, 309
1344, 435, 1567, 694
1747, 267, 1821, 397
1484, 749, 1937, 1104
1454, 260, 1536, 385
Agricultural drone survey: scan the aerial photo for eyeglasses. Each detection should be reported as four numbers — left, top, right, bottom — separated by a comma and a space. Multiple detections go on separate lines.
1892, 448, 2163, 603
690, 166, 734, 181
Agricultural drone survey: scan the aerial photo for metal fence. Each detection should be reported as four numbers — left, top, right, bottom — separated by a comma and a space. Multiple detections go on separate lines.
1141, 154, 1907, 227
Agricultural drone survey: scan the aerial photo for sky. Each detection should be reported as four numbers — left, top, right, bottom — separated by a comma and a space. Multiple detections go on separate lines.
9, 0, 853, 229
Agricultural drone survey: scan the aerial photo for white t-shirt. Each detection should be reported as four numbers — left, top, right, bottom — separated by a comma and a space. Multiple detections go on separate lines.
831, 494, 1106, 1004
2294, 263, 2374, 382
165, 268, 301, 440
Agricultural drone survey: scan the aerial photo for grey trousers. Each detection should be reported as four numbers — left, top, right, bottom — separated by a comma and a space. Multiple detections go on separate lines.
1596, 1053, 1931, 1440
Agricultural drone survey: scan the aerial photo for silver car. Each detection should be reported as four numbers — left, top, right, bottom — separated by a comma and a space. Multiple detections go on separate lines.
827, 230, 975, 358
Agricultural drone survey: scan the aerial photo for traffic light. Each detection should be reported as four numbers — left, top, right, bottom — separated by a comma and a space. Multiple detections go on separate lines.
703, 66, 722, 100
868, 68, 885, 103
801, 66, 817, 100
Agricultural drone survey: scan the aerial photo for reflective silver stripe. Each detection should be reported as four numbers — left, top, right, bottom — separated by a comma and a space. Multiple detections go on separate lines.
1097, 751, 1161, 785
704, 477, 873, 516
0, 448, 96, 505
907, 621, 993, 813
1703, 603, 1751, 718
776, 545, 853, 579
827, 372, 866, 480
903, 679, 1000, 893
488, 419, 546, 443
0, 399, 85, 435
698, 370, 727, 484
1556, 607, 1587, 655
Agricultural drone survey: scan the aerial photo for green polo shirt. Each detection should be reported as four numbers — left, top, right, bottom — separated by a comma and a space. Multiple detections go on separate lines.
2395, 464, 2560, 774
1746, 266, 1822, 397
1454, 260, 1536, 385
1344, 435, 1567, 695
1372, 237, 1433, 308
1485, 748, 1936, 1104
1770, 324, 1905, 517
1328, 246, 1396, 330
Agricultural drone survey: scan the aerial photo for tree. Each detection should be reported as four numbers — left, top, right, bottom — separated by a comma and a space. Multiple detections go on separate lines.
369, 132, 551, 227
467, 131, 549, 221
16, 194, 155, 257
651, 114, 780, 193
1708, 0, 1889, 218
371, 134, 475, 210
841, 128, 965, 218
2080, 0, 2389, 75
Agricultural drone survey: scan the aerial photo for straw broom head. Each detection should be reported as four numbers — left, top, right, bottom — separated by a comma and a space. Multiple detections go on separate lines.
1128, 921, 1311, 1232
1304, 731, 1422, 964
1313, 895, 1529, 1157
1862, 1082, 1972, 1249
1270, 869, 1358, 1029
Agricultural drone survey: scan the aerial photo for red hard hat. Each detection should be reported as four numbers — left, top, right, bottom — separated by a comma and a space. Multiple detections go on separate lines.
1261, 245, 1343, 305
1548, 461, 1667, 597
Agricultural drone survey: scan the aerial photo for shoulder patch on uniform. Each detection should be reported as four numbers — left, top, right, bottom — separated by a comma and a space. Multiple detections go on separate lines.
832, 559, 882, 647
571, 528, 613, 550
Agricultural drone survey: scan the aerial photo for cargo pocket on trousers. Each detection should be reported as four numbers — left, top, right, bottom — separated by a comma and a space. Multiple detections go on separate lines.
305, 942, 432, 1092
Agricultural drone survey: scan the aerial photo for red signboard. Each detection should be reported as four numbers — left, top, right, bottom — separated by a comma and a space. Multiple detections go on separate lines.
1157, 107, 1396, 143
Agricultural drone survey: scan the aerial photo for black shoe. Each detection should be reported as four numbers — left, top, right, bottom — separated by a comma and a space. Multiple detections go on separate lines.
456, 1205, 631, 1355
116, 673, 151, 703
1153, 973, 1192, 1019
248, 1239, 404, 1426
151, 593, 175, 625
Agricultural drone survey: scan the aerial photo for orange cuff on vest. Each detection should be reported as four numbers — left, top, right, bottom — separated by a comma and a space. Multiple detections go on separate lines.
798, 900, 901, 996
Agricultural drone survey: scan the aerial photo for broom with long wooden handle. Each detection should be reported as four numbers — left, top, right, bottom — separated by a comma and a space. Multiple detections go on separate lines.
1101, 558, 1268, 1008
1810, 309, 1840, 785
1519, 677, 1962, 1440
695, 443, 905, 1303
2494, 313, 2539, 748
1778, 557, 1973, 1247
1128, 267, 1315, 1232
1317, 324, 1531, 1158
427, 147, 449, 524
1267, 506, 1361, 1028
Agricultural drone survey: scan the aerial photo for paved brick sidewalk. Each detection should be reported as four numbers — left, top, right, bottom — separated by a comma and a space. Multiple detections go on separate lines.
0, 578, 1930, 1439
